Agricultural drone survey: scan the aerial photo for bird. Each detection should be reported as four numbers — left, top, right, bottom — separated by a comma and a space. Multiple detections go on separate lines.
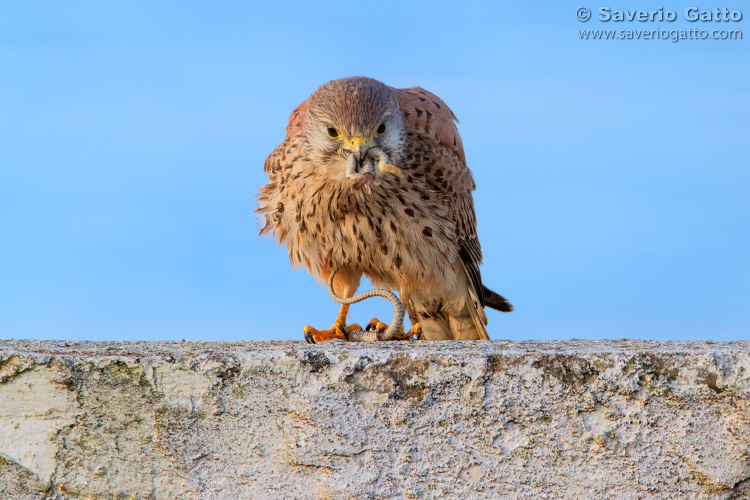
257, 77, 512, 342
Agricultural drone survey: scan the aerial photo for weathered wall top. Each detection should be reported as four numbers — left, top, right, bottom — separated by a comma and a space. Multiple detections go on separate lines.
1, 339, 749, 499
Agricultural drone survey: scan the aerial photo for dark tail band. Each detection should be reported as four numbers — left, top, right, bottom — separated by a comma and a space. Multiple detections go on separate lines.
483, 286, 514, 312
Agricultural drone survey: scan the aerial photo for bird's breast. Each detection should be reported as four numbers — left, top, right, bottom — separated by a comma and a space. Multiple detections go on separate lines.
277, 172, 456, 288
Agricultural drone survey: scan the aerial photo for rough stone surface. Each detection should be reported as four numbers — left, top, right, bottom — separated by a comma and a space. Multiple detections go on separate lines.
1, 339, 749, 499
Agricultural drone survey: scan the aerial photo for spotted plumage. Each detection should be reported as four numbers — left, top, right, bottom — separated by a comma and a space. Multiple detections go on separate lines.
258, 77, 512, 340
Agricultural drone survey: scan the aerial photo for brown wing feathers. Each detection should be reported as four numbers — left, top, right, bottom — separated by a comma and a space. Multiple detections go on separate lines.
459, 238, 485, 306
397, 87, 465, 163
398, 85, 513, 316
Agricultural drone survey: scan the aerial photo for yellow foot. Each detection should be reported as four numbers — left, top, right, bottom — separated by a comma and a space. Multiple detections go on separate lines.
304, 322, 363, 344
365, 318, 422, 341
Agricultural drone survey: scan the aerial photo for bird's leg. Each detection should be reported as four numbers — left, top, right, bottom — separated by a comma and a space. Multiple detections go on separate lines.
304, 302, 362, 343
364, 290, 422, 341
304, 266, 363, 344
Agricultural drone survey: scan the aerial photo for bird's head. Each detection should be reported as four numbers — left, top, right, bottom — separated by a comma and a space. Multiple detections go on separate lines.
304, 77, 405, 190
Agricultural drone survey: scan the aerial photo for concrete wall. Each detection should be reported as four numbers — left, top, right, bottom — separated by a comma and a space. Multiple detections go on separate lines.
1, 339, 748, 499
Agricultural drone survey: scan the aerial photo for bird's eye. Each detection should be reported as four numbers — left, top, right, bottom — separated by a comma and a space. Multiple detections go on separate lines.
327, 127, 340, 139
376, 123, 387, 134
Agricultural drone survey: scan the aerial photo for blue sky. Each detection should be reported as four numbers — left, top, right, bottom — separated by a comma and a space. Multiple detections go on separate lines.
1, 1, 747, 341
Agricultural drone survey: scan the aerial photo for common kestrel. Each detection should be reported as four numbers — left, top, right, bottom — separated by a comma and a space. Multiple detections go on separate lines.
257, 77, 512, 342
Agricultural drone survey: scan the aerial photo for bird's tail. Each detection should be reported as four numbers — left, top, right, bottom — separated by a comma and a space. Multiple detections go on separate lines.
483, 286, 514, 312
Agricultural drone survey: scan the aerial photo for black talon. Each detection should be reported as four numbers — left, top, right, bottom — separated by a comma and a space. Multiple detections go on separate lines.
416, 327, 423, 341
304, 329, 316, 344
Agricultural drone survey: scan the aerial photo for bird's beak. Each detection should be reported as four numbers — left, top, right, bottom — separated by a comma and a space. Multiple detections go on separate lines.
343, 136, 374, 179
348, 137, 369, 162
